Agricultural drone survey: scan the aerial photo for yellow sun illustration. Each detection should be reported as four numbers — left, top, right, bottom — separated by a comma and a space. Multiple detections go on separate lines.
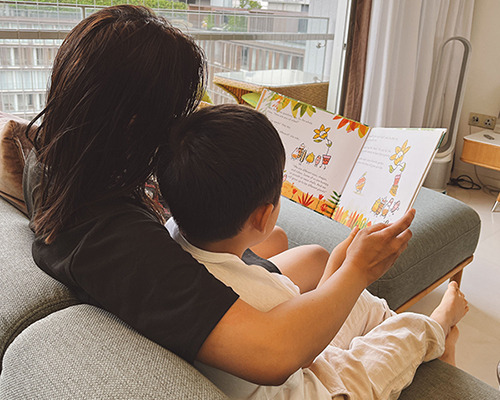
390, 140, 411, 166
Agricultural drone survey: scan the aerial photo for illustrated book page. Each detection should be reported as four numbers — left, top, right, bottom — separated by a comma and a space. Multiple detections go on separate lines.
331, 128, 446, 229
256, 89, 370, 217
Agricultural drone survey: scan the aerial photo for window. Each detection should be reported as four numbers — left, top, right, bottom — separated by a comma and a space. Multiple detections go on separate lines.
9, 48, 20, 66
0, 1, 351, 116
241, 47, 249, 70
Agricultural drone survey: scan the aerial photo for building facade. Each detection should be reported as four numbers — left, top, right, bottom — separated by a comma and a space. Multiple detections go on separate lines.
0, 0, 331, 118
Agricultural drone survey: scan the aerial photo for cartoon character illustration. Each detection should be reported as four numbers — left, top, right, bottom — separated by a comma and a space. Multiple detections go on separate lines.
381, 198, 394, 217
372, 197, 399, 219
291, 143, 307, 162
321, 154, 332, 169
391, 200, 400, 214
355, 172, 367, 194
314, 155, 321, 167
306, 152, 315, 164
390, 174, 401, 196
313, 124, 333, 169
371, 197, 387, 216
371, 198, 381, 214
389, 140, 411, 173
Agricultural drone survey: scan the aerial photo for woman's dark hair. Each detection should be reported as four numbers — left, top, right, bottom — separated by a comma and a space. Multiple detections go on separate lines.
29, 5, 205, 243
157, 104, 285, 244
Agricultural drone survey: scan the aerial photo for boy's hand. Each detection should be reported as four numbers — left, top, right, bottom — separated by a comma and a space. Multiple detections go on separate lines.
317, 227, 359, 287
343, 209, 415, 287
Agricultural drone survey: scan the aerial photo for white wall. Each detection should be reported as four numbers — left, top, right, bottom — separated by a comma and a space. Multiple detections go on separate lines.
452, 0, 500, 186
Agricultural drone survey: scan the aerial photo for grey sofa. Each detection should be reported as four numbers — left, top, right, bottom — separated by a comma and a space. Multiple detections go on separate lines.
1, 189, 500, 399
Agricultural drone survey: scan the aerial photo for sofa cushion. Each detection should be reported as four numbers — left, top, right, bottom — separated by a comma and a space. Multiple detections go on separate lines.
277, 187, 480, 309
0, 198, 79, 369
0, 113, 36, 215
399, 359, 500, 399
278, 195, 351, 250
369, 188, 480, 309
0, 304, 228, 400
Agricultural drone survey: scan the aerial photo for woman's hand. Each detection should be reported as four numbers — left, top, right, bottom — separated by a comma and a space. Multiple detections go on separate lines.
343, 209, 415, 287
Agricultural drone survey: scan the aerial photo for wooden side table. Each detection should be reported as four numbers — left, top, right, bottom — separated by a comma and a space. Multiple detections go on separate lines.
460, 131, 500, 211
213, 69, 329, 109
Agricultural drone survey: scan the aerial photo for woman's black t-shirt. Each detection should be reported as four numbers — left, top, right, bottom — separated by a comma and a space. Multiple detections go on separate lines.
23, 152, 239, 363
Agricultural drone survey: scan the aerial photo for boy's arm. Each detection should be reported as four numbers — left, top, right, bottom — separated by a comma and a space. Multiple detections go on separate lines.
317, 227, 359, 287
196, 209, 415, 385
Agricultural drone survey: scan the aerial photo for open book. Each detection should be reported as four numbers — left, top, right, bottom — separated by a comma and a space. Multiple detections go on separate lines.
256, 89, 446, 229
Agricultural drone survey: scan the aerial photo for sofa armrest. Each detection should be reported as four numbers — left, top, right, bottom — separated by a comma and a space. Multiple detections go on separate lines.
277, 187, 481, 310
399, 359, 500, 399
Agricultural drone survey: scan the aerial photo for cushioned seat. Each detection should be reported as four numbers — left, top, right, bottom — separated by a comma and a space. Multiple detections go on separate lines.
277, 187, 480, 310
0, 199, 79, 369
1, 191, 496, 399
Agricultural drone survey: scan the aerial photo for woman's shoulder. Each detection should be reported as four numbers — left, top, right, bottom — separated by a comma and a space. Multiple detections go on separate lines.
69, 197, 171, 251
32, 195, 239, 364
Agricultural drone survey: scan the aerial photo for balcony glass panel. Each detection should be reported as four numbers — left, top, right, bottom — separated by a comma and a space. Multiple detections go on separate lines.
0, 0, 337, 119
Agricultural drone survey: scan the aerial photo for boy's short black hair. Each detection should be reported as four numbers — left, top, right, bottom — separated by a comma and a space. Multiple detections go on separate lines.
158, 103, 285, 244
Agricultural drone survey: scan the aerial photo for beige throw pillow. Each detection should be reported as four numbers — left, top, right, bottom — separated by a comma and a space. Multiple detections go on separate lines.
0, 113, 36, 215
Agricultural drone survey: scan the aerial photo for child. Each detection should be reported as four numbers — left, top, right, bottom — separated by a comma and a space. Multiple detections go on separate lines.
157, 104, 468, 400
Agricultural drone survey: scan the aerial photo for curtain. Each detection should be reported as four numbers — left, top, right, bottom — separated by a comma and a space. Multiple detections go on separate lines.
360, 0, 474, 128
341, 0, 373, 122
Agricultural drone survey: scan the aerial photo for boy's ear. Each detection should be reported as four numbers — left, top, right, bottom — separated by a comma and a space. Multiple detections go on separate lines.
250, 203, 274, 233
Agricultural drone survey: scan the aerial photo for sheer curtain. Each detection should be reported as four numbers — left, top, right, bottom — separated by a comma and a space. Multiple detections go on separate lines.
360, 0, 474, 128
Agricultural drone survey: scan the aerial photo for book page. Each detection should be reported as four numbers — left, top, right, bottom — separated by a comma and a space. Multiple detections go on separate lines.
256, 89, 369, 217
332, 128, 446, 229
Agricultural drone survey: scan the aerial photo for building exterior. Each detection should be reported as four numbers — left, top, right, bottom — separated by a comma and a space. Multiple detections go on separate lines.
0, 40, 59, 118
0, 0, 332, 118
266, 0, 309, 13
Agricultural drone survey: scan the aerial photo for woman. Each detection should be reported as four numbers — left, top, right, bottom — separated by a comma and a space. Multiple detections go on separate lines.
24, 4, 418, 387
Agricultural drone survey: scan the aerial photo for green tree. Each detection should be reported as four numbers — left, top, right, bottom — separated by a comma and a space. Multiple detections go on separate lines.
239, 0, 261, 9
226, 14, 247, 32
31, 0, 188, 9
225, 0, 261, 32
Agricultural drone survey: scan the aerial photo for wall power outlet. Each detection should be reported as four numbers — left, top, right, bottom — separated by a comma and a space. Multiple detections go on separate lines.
469, 112, 497, 130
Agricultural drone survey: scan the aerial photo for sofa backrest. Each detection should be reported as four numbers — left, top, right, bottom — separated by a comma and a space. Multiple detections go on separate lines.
0, 198, 79, 370
0, 304, 228, 400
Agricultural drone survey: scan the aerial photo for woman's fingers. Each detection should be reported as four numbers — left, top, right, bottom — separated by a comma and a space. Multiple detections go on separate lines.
383, 209, 416, 237
365, 209, 415, 237
343, 208, 416, 286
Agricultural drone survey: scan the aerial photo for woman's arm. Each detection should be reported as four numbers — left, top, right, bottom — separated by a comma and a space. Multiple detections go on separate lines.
197, 209, 415, 385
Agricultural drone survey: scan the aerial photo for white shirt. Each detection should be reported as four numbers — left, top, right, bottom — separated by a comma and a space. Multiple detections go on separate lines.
166, 218, 333, 400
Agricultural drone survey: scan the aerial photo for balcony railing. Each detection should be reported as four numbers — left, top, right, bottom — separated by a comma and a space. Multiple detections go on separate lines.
0, 0, 334, 118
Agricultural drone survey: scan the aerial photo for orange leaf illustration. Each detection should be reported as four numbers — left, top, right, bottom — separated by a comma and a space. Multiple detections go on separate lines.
337, 118, 349, 130
358, 125, 369, 138
347, 121, 359, 133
